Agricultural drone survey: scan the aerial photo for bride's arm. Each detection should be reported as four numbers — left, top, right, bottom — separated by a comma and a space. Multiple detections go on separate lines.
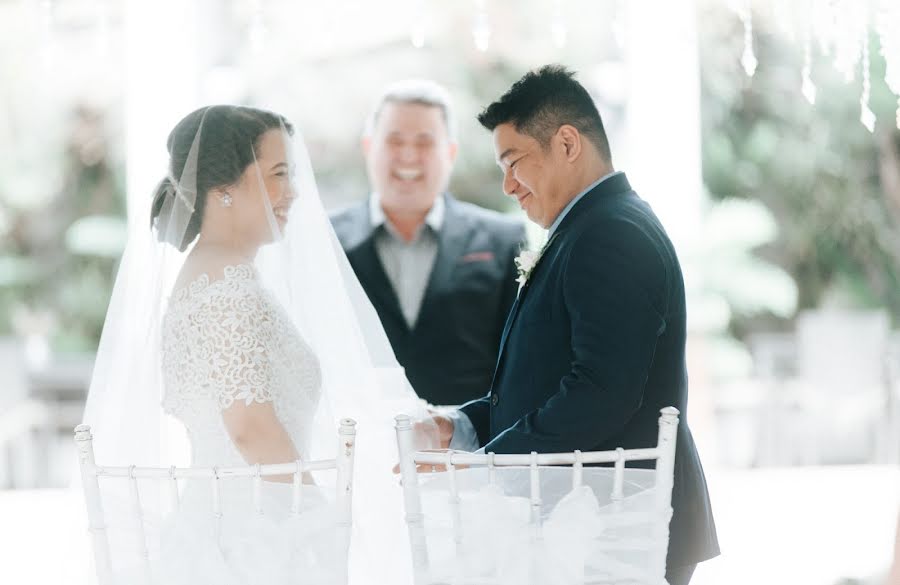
194, 280, 314, 484
221, 401, 305, 483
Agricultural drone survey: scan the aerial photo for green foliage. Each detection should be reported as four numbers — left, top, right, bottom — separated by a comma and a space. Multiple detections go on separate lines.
699, 4, 900, 328
0, 106, 124, 352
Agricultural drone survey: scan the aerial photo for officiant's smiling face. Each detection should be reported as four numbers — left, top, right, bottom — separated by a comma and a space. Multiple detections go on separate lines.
364, 101, 458, 214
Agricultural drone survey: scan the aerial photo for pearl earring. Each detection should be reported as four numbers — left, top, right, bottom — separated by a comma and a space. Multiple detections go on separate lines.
220, 193, 233, 208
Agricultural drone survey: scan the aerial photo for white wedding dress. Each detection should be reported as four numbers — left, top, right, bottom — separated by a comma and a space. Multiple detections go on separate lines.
161, 263, 321, 469
80, 111, 433, 585
150, 263, 343, 585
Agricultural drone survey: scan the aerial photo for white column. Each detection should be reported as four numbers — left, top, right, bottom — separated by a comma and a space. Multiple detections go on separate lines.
622, 0, 703, 252
124, 0, 204, 228
622, 0, 720, 450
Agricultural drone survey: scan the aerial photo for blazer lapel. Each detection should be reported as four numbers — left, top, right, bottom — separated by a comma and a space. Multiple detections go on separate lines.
416, 195, 470, 328
489, 174, 634, 388
343, 206, 408, 332
492, 231, 562, 367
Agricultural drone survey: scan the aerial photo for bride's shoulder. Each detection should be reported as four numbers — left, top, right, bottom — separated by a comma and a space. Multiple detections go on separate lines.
171, 249, 257, 301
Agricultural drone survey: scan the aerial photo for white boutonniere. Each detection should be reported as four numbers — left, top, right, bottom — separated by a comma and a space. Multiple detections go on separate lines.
514, 235, 557, 292
514, 249, 540, 290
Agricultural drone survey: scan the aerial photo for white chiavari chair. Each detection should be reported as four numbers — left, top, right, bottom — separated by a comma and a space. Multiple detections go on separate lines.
74, 418, 357, 585
395, 408, 679, 585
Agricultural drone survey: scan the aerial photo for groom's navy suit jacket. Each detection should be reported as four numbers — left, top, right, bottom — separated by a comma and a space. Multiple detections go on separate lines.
459, 173, 719, 569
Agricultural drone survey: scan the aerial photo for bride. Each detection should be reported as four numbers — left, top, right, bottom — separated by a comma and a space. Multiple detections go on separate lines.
81, 105, 436, 584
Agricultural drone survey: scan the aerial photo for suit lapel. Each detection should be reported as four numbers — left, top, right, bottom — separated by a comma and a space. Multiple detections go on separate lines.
492, 231, 562, 369
493, 296, 520, 367
488, 173, 633, 387
416, 195, 470, 329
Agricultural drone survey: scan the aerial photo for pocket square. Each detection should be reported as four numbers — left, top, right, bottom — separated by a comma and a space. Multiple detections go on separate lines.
460, 251, 495, 263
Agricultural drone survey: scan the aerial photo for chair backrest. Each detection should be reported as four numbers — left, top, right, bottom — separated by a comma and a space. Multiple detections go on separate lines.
74, 418, 357, 585
395, 407, 679, 585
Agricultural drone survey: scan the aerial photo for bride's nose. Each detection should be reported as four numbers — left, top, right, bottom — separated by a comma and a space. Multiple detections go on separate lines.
283, 182, 298, 200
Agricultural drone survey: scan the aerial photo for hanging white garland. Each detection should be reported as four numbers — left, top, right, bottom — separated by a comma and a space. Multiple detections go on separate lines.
396, 0, 900, 129
739, 0, 758, 77
877, 0, 900, 128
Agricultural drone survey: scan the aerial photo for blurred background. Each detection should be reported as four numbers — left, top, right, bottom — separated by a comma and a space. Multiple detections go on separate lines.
1, 0, 898, 583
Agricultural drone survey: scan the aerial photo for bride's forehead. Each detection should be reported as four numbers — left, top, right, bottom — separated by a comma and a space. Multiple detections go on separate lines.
254, 129, 289, 160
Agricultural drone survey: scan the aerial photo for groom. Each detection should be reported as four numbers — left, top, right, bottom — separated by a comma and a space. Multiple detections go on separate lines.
431, 65, 719, 584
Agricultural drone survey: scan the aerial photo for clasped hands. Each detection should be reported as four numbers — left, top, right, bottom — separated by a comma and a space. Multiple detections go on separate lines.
392, 409, 470, 474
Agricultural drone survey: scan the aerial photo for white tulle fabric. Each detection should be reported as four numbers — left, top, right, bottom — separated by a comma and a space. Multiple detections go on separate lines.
417, 467, 671, 585
105, 262, 343, 585
153, 262, 344, 584
80, 107, 435, 585
151, 483, 342, 585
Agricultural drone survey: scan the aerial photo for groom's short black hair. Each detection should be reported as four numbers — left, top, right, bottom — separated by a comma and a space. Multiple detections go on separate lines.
477, 64, 611, 162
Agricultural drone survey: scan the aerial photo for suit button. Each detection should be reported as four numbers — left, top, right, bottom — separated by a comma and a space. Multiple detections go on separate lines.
491, 393, 499, 406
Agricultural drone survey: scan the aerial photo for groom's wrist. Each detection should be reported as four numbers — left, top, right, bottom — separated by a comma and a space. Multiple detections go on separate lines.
446, 410, 480, 452
436, 414, 454, 446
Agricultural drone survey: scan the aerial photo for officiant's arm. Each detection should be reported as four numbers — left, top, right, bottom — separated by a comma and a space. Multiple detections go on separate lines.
222, 401, 307, 483
483, 224, 667, 454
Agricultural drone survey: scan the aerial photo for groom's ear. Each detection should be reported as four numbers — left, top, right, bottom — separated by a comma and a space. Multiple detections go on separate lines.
557, 125, 582, 163
361, 136, 372, 157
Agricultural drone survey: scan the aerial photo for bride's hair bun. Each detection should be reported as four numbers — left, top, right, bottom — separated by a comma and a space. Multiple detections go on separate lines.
149, 105, 294, 252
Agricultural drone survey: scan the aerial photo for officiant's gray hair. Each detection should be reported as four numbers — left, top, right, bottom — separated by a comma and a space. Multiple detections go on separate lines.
365, 79, 458, 141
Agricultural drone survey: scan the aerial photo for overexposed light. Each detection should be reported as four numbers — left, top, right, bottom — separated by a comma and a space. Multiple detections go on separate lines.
473, 19, 490, 52
472, 0, 490, 52
411, 24, 425, 48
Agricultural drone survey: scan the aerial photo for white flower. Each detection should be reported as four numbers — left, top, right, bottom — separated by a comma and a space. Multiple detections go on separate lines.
514, 249, 541, 290
514, 234, 559, 292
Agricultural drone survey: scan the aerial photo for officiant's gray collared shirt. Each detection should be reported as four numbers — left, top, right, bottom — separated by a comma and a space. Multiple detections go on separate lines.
370, 193, 445, 328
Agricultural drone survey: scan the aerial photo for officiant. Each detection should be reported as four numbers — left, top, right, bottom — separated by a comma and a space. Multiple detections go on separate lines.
330, 79, 525, 406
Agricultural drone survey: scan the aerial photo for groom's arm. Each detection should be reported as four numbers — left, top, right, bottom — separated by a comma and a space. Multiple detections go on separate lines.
483, 222, 669, 455
457, 395, 491, 448
445, 410, 481, 451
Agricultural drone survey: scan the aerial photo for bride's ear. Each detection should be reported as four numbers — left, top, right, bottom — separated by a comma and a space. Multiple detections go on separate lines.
361, 136, 372, 157
208, 186, 236, 209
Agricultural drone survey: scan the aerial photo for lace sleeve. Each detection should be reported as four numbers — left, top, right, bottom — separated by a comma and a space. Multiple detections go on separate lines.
199, 281, 281, 409
162, 269, 284, 411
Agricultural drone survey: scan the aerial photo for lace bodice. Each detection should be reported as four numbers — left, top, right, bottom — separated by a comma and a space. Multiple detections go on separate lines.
161, 264, 321, 466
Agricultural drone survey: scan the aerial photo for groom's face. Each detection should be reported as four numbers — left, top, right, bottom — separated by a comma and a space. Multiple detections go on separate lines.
364, 102, 458, 215
494, 123, 570, 229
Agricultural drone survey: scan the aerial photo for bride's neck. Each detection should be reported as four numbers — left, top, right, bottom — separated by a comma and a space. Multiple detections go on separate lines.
191, 236, 258, 264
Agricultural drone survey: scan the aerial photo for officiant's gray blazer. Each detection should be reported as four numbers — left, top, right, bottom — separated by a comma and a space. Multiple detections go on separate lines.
330, 193, 525, 406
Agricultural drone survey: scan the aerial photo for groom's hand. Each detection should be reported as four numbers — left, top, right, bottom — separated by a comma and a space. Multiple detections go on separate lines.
428, 411, 455, 450
392, 413, 455, 474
